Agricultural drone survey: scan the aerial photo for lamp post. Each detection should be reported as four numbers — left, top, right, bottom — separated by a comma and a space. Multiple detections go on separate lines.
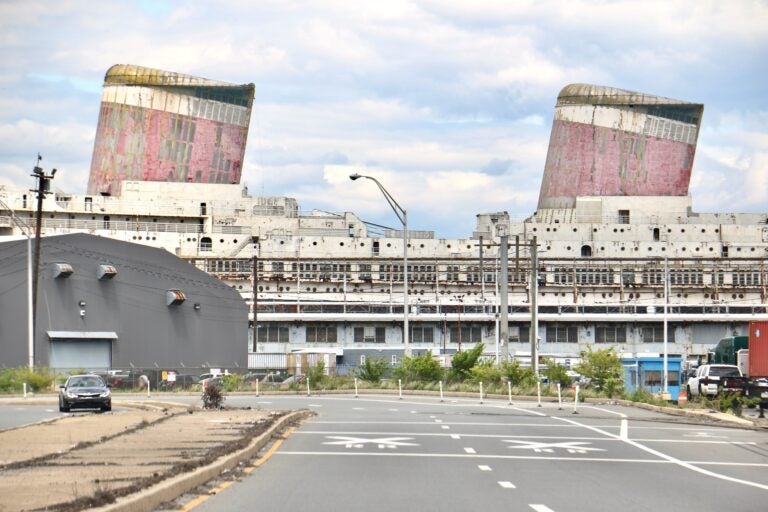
350, 173, 410, 356
0, 198, 33, 369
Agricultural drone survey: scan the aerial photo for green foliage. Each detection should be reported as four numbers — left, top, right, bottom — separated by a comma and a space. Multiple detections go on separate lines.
541, 358, 571, 388
469, 360, 504, 384
449, 343, 485, 382
573, 346, 624, 398
392, 352, 444, 383
221, 373, 244, 392
306, 361, 326, 388
500, 359, 535, 387
624, 387, 669, 407
355, 357, 388, 383
201, 382, 225, 409
0, 367, 56, 392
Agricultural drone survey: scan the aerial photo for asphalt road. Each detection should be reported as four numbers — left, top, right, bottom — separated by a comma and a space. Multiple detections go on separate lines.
182, 394, 768, 512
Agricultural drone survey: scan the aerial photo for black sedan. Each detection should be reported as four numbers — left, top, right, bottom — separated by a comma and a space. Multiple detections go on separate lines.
58, 374, 112, 412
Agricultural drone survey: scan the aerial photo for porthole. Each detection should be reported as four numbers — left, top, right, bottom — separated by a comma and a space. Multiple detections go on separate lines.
313, 241, 317, 246
233, 239, 238, 244
533, 228, 538, 232
280, 240, 284, 245
681, 247, 686, 251
573, 228, 578, 233
420, 244, 425, 248
339, 242, 344, 246
360, 242, 365, 247
566, 246, 571, 250
220, 239, 224, 243
661, 247, 666, 251
387, 243, 392, 248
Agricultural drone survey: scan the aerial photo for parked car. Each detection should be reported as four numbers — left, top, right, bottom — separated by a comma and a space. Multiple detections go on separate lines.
686, 364, 747, 398
59, 374, 112, 412
198, 373, 223, 388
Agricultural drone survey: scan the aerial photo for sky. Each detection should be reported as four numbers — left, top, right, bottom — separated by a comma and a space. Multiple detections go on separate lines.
1, 0, 766, 238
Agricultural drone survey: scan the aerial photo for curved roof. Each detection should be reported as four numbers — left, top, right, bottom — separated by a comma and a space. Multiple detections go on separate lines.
104, 64, 254, 90
557, 83, 702, 107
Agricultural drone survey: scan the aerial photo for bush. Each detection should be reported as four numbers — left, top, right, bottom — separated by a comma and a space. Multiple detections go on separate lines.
541, 359, 571, 388
449, 343, 484, 382
221, 373, 244, 392
201, 383, 225, 409
469, 361, 504, 385
0, 367, 56, 392
392, 352, 444, 383
306, 361, 326, 388
355, 357, 388, 383
500, 360, 535, 387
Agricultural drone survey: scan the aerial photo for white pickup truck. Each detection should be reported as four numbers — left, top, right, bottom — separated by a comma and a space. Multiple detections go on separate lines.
686, 364, 747, 398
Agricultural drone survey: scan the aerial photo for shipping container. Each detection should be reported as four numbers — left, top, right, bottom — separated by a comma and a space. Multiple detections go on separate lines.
749, 321, 768, 378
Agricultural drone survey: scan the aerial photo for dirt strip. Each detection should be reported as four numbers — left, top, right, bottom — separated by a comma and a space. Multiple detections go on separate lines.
0, 405, 309, 512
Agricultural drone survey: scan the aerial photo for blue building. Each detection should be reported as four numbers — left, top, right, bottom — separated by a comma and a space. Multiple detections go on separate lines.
623, 356, 683, 399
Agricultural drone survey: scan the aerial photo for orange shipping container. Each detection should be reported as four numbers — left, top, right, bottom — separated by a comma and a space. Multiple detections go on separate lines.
749, 321, 768, 378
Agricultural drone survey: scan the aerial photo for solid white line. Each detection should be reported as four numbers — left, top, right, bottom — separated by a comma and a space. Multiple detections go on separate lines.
552, 416, 768, 491
478, 465, 492, 471
276, 451, 768, 468
498, 481, 516, 489
529, 505, 555, 512
620, 419, 628, 439
464, 447, 476, 454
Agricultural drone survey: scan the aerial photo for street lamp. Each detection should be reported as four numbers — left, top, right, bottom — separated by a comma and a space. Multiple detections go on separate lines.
350, 172, 410, 356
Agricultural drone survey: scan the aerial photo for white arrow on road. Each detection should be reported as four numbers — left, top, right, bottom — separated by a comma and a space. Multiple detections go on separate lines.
323, 436, 419, 449
504, 440, 605, 454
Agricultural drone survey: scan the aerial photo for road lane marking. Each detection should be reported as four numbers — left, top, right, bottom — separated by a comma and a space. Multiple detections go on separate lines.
530, 505, 555, 512
451, 434, 461, 439
464, 447, 476, 454
552, 416, 768, 491
323, 436, 418, 449
620, 419, 628, 439
441, 425, 450, 430
504, 440, 604, 453
478, 465, 492, 471
435, 419, 443, 423
498, 481, 516, 489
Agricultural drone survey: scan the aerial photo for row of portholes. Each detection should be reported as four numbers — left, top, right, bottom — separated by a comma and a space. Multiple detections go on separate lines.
132, 236, 158, 241
529, 227, 724, 234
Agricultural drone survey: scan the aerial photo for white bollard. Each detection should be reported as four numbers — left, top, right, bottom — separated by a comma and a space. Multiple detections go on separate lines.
573, 384, 580, 414
479, 381, 484, 404
306, 377, 311, 397
439, 380, 444, 402
398, 379, 403, 400
508, 381, 513, 405
147, 378, 151, 398
354, 377, 358, 398
23, 382, 28, 398
256, 378, 260, 397
557, 383, 562, 410
536, 380, 542, 407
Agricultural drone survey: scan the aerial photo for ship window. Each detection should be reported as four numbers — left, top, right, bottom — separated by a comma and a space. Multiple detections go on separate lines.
580, 245, 592, 257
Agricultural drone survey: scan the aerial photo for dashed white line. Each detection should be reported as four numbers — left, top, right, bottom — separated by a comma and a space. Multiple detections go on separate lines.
498, 481, 516, 489
435, 419, 443, 423
529, 505, 555, 512
441, 425, 450, 430
478, 465, 492, 471
451, 434, 461, 440
464, 447, 476, 454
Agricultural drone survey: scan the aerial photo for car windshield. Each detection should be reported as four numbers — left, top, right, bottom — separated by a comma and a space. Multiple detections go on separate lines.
70, 376, 104, 387
710, 367, 741, 377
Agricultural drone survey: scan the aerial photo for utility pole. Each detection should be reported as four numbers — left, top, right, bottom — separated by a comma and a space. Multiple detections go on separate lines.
499, 230, 509, 361
252, 236, 259, 352
530, 235, 539, 377
30, 155, 55, 355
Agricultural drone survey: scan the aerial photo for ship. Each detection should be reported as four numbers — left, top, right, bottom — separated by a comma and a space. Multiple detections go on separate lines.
1, 66, 766, 375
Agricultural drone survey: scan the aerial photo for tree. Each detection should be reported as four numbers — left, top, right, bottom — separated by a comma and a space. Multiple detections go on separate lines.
306, 361, 326, 388
449, 343, 485, 381
355, 357, 388, 383
574, 346, 624, 397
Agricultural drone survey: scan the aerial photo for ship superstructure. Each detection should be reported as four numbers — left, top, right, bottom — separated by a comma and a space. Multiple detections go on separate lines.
1, 77, 766, 374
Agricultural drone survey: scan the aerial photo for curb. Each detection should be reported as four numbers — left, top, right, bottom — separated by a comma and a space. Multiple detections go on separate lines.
91, 409, 312, 512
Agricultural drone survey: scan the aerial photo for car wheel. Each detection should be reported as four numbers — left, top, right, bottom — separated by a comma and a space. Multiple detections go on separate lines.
101, 403, 112, 412
698, 383, 704, 397
686, 386, 693, 398
59, 402, 70, 413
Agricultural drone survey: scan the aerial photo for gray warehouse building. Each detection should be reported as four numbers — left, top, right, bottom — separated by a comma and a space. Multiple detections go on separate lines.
0, 233, 247, 371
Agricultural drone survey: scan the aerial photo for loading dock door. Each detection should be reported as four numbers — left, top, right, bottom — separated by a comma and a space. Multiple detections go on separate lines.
47, 331, 117, 370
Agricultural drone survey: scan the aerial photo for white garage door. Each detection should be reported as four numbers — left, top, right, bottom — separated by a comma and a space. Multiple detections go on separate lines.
47, 331, 117, 370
